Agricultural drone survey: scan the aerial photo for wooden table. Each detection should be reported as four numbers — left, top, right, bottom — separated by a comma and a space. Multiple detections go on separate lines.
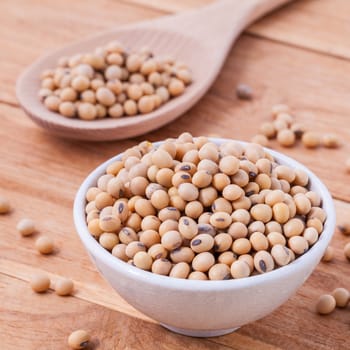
1, 1, 349, 349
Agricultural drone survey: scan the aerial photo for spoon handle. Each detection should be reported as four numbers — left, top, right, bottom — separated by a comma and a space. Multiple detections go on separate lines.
148, 0, 291, 52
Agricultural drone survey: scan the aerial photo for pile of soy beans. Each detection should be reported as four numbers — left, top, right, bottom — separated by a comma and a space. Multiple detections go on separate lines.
85, 133, 328, 280
39, 41, 192, 120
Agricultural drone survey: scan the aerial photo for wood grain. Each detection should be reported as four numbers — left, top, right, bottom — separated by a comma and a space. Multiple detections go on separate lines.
1, 0, 350, 348
124, 0, 350, 60
0, 258, 154, 324
0, 274, 239, 350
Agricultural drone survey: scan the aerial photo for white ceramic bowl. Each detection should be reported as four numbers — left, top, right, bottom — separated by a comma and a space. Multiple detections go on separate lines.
73, 138, 336, 337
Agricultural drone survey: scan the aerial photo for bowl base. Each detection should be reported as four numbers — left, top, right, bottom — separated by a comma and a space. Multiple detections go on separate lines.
160, 323, 239, 337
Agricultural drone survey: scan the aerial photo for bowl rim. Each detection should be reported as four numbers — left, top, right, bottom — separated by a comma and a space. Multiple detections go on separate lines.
73, 138, 336, 291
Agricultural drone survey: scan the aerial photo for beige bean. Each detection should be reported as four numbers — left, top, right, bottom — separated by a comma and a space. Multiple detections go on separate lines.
271, 244, 290, 266
288, 236, 309, 255
214, 233, 233, 253
178, 216, 198, 239
218, 251, 237, 266
210, 211, 232, 229
30, 273, 51, 293
283, 218, 305, 237
254, 250, 274, 273
267, 232, 286, 247
192, 252, 215, 272
232, 238, 251, 255
170, 246, 195, 263
316, 294, 336, 315
272, 202, 290, 224
250, 204, 272, 223
208, 263, 231, 280
331, 288, 349, 308
250, 232, 269, 251
152, 258, 172, 276
55, 278, 74, 296
322, 246, 334, 262
228, 222, 248, 239
133, 251, 153, 270
188, 271, 208, 280
161, 230, 183, 250
230, 260, 250, 279
169, 262, 191, 279
190, 234, 214, 253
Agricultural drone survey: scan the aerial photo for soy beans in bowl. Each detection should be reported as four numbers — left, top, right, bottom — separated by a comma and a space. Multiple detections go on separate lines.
74, 134, 335, 337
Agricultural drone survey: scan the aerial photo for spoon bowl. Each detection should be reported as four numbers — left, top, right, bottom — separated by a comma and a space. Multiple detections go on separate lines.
17, 28, 210, 141
17, 0, 291, 141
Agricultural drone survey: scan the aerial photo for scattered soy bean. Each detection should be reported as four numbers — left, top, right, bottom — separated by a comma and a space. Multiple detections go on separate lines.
316, 294, 336, 315
55, 278, 74, 296
338, 222, 350, 235
0, 195, 10, 214
277, 129, 295, 147
17, 218, 36, 236
302, 132, 321, 149
30, 273, 51, 293
322, 134, 340, 148
35, 236, 55, 255
332, 288, 349, 308
259, 122, 276, 139
322, 246, 334, 262
290, 123, 306, 139
68, 330, 90, 349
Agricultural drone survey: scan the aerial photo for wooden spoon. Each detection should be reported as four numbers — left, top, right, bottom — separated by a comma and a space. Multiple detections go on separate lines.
16, 0, 291, 141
